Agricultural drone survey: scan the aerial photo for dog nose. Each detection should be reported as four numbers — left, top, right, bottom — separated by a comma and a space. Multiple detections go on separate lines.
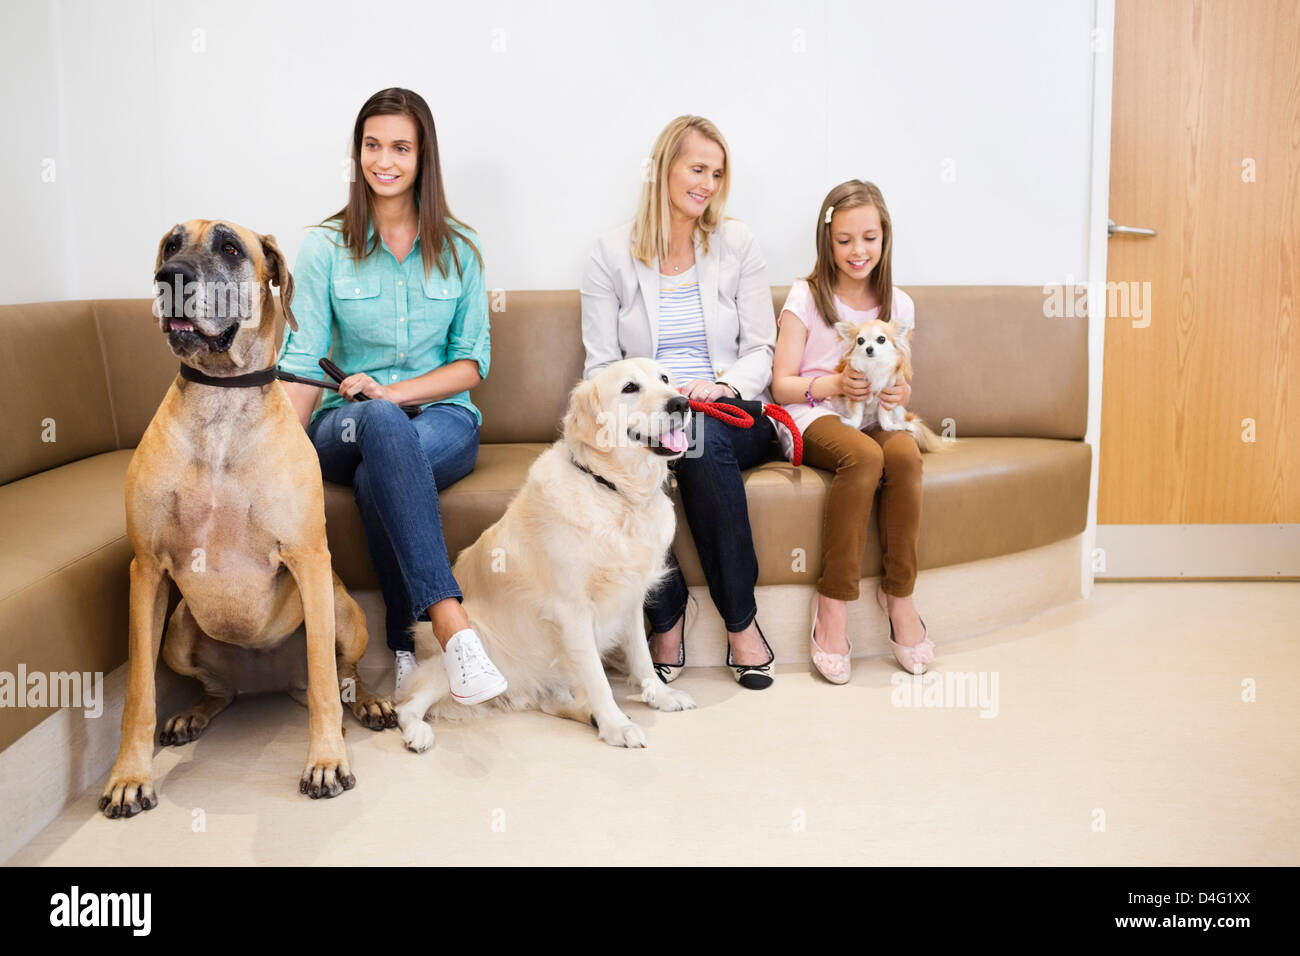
155, 260, 197, 287
154, 261, 198, 317
666, 395, 689, 416
865, 346, 874, 356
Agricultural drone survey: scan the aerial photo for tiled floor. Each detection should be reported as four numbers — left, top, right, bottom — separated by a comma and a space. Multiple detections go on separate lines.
8, 582, 1298, 866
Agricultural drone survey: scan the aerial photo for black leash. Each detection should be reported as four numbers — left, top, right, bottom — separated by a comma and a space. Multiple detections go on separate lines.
178, 359, 422, 417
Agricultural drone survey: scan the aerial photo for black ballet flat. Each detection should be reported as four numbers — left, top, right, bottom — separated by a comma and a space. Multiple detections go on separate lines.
727, 620, 775, 690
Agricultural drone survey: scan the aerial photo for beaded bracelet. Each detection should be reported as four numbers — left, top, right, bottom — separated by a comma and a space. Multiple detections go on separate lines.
805, 376, 820, 407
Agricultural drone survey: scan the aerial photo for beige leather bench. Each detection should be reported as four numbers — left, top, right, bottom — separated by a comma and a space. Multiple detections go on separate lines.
0, 286, 1089, 756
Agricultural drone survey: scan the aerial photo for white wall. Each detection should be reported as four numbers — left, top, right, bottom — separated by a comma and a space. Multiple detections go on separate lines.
1, 2, 73, 303
2, 0, 1096, 303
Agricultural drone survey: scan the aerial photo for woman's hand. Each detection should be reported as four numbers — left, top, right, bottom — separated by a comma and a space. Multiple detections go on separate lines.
679, 380, 735, 403
338, 372, 396, 404
879, 380, 912, 411
837, 368, 872, 403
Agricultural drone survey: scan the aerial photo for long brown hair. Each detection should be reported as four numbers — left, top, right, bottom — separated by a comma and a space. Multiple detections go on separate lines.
631, 115, 731, 266
805, 180, 893, 329
322, 88, 481, 280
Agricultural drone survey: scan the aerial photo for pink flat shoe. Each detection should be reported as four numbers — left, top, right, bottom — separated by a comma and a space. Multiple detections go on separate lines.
810, 592, 852, 684
877, 585, 935, 675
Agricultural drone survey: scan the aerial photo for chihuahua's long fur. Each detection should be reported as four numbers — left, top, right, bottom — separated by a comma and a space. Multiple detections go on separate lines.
828, 319, 950, 452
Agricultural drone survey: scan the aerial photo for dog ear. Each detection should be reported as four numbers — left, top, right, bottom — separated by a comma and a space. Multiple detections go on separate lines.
563, 379, 603, 449
834, 320, 859, 350
887, 320, 912, 356
154, 225, 181, 273
260, 233, 297, 332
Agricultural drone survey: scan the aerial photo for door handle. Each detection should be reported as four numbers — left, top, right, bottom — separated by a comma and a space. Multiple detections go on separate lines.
1107, 218, 1157, 238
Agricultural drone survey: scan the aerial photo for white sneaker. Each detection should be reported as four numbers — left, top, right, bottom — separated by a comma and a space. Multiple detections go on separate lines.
444, 629, 507, 705
394, 649, 418, 700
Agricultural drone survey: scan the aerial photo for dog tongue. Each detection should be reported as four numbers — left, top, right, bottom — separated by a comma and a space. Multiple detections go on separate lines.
661, 429, 688, 453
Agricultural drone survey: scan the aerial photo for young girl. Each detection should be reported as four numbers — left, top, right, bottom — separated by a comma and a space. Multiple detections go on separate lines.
771, 180, 935, 682
278, 88, 507, 705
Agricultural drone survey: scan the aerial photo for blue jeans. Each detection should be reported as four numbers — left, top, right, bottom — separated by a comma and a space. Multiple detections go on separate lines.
645, 411, 777, 635
308, 400, 479, 653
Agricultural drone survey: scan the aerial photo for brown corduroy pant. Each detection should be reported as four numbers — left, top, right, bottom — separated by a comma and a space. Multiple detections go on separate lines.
801, 414, 923, 600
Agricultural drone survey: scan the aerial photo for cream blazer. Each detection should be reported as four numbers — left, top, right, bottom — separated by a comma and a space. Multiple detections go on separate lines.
580, 218, 776, 403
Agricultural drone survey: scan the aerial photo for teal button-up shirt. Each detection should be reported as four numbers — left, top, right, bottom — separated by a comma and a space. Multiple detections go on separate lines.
277, 218, 491, 428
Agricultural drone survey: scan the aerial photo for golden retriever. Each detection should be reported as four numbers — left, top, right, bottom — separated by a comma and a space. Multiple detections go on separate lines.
395, 358, 698, 750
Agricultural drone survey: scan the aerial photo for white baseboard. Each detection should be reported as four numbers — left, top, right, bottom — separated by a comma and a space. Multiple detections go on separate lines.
686, 535, 1085, 665
1094, 525, 1300, 578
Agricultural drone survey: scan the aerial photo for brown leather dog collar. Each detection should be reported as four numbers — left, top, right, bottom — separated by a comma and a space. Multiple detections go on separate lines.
179, 363, 280, 388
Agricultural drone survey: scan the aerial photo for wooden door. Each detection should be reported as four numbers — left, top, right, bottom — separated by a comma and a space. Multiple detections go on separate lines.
1101, 0, 1299, 524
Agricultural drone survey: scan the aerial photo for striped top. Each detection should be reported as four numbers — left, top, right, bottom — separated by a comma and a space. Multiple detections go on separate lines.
655, 265, 714, 384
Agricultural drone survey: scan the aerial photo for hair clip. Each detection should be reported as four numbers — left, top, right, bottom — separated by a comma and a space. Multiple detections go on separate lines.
824, 205, 834, 224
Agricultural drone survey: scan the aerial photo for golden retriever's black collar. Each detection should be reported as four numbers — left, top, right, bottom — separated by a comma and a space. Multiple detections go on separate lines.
179, 363, 279, 388
570, 455, 619, 494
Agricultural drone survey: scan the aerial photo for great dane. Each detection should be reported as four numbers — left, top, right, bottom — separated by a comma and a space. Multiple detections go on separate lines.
100, 219, 395, 819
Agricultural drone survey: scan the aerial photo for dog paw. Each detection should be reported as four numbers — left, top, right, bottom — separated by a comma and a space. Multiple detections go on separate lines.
299, 747, 356, 799
99, 770, 158, 820
638, 678, 696, 713
657, 687, 697, 712
352, 696, 398, 731
159, 711, 208, 746
401, 718, 435, 753
599, 718, 646, 749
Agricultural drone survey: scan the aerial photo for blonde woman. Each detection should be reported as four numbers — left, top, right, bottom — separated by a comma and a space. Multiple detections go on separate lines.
581, 115, 778, 689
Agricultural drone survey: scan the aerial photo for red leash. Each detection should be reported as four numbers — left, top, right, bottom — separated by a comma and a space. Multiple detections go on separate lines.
686, 398, 803, 467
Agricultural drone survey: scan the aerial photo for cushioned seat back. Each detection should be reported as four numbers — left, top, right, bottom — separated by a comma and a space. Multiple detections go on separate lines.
0, 300, 118, 485
769, 285, 1088, 440
30, 286, 1088, 466
473, 291, 586, 444
95, 294, 581, 448
389, 284, 1090, 444
93, 299, 193, 449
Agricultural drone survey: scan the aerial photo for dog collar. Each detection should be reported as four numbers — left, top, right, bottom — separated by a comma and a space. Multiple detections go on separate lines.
178, 363, 280, 388
569, 455, 618, 494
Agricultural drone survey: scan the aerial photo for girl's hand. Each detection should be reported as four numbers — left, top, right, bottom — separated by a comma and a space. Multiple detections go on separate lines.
338, 373, 395, 404
680, 380, 734, 403
837, 368, 872, 403
879, 381, 911, 411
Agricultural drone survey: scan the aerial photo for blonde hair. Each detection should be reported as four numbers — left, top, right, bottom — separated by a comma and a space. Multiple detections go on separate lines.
631, 115, 731, 266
